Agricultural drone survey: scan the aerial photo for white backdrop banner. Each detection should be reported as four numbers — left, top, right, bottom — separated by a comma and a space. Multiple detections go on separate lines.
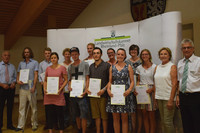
47, 11, 182, 65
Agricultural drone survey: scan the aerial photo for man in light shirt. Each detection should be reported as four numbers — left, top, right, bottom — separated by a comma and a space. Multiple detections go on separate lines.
0, 51, 17, 133
177, 39, 200, 133
38, 47, 52, 93
38, 47, 52, 130
16, 47, 39, 132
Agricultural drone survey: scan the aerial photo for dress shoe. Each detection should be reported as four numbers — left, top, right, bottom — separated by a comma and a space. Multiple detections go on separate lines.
32, 125, 38, 131
78, 128, 82, 133
43, 125, 48, 130
66, 125, 73, 130
15, 128, 22, 132
54, 124, 59, 130
7, 125, 16, 130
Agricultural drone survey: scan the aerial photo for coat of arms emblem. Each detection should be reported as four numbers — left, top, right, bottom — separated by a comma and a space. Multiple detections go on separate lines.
131, 0, 166, 21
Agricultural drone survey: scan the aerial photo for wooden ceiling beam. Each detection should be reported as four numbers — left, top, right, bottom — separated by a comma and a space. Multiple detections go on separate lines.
4, 0, 52, 50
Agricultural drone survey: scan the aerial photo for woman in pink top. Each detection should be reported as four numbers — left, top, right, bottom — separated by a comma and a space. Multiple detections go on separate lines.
44, 52, 68, 133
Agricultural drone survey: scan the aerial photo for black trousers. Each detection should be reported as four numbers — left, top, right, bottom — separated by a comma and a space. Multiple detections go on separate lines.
41, 86, 48, 125
45, 105, 64, 130
63, 93, 71, 125
0, 86, 15, 129
179, 92, 200, 133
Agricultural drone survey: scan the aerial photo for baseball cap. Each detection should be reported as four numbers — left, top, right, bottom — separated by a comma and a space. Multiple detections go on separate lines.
70, 47, 79, 53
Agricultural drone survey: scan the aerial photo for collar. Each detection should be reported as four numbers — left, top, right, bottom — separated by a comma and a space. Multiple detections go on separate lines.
45, 59, 51, 63
23, 58, 33, 62
160, 61, 171, 67
94, 60, 104, 68
1, 61, 10, 65
183, 54, 195, 63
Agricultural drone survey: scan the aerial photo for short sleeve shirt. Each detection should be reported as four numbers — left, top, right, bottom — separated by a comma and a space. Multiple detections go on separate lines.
0, 61, 17, 84
38, 60, 52, 82
44, 65, 67, 106
68, 61, 89, 84
17, 59, 39, 90
178, 54, 200, 92
89, 61, 110, 97
136, 64, 156, 85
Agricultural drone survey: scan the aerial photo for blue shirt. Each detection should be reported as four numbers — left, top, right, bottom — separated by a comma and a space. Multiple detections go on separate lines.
38, 60, 52, 82
18, 59, 39, 90
0, 61, 17, 84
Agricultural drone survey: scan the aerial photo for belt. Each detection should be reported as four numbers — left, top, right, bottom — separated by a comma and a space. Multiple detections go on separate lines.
179, 91, 200, 95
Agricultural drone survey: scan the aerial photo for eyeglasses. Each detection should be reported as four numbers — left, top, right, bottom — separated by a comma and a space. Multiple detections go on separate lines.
142, 54, 149, 56
182, 47, 193, 50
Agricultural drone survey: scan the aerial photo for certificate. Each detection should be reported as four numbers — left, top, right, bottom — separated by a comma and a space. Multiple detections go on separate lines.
88, 78, 101, 98
135, 85, 151, 104
40, 72, 45, 82
111, 85, 125, 105
47, 77, 59, 94
70, 80, 84, 98
19, 69, 29, 84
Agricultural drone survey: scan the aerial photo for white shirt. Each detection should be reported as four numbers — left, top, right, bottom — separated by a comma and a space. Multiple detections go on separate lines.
178, 54, 200, 93
136, 64, 156, 85
60, 62, 73, 70
154, 61, 174, 100
84, 59, 95, 66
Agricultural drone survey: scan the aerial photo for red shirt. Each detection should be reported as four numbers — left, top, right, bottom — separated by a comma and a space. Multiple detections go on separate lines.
44, 65, 67, 106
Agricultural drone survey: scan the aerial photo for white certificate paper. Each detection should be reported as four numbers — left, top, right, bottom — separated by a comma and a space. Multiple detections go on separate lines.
111, 85, 125, 105
136, 85, 151, 104
47, 77, 59, 94
88, 78, 101, 98
19, 69, 29, 84
70, 80, 84, 98
40, 72, 45, 82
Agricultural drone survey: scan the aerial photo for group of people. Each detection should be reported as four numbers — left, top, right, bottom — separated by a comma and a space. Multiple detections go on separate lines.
0, 38, 200, 133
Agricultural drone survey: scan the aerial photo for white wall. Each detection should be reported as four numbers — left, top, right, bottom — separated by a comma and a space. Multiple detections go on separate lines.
70, 0, 133, 28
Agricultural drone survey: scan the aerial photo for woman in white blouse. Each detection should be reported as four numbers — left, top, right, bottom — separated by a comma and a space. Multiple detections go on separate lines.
154, 47, 177, 133
135, 49, 156, 133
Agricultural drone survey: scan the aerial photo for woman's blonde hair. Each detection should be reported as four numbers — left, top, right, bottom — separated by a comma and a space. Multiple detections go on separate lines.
158, 47, 172, 60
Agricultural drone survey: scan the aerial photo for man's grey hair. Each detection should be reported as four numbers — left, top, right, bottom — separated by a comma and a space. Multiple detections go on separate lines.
181, 38, 194, 47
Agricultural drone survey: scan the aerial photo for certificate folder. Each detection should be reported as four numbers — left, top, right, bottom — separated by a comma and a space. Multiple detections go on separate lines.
111, 85, 125, 105
19, 69, 29, 84
136, 85, 151, 104
88, 78, 101, 98
47, 77, 59, 95
70, 80, 84, 98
